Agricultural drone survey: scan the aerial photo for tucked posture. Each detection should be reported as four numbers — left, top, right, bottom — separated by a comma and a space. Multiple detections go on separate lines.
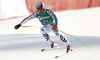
14, 2, 72, 53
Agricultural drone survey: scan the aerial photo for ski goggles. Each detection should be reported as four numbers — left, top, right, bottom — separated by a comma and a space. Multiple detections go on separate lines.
37, 7, 43, 11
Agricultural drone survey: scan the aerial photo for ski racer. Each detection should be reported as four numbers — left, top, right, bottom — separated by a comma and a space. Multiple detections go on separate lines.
14, 2, 72, 53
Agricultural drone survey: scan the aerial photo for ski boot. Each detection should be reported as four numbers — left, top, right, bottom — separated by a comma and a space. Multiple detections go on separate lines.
51, 41, 58, 48
66, 45, 72, 53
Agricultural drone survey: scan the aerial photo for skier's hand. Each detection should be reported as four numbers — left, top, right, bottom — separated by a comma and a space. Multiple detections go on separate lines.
52, 25, 58, 30
14, 24, 21, 29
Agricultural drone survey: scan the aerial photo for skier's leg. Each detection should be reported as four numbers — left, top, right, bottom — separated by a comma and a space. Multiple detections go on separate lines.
40, 27, 53, 43
53, 30, 70, 46
53, 30, 72, 52
40, 27, 57, 48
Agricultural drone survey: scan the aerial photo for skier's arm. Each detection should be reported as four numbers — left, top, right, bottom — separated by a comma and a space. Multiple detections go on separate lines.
20, 12, 36, 25
14, 12, 36, 29
48, 9, 58, 30
48, 10, 58, 26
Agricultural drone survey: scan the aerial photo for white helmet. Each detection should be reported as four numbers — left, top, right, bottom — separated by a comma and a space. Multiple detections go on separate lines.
36, 2, 45, 9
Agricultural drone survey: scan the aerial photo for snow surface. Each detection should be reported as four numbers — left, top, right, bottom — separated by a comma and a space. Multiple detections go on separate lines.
0, 7, 100, 60
0, 34, 100, 60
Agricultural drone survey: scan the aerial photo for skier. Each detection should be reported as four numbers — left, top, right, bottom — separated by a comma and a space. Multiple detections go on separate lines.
14, 2, 72, 53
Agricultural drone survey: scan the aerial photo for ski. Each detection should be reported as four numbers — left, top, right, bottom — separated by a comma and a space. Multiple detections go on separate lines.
55, 48, 82, 59
41, 46, 66, 52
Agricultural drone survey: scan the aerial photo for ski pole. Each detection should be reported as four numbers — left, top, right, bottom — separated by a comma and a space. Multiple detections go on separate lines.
21, 26, 41, 28
21, 26, 90, 48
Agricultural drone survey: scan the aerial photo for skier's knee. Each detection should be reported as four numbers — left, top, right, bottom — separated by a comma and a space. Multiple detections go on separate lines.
54, 30, 59, 36
40, 27, 46, 34
55, 32, 59, 36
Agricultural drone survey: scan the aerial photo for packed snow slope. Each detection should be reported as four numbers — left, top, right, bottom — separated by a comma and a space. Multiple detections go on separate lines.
0, 7, 100, 60
0, 34, 100, 60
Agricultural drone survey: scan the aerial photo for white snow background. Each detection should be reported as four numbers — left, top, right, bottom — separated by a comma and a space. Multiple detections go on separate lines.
0, 7, 100, 60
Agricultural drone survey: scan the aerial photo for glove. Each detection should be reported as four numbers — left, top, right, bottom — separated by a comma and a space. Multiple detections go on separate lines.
52, 25, 58, 30
14, 24, 21, 29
